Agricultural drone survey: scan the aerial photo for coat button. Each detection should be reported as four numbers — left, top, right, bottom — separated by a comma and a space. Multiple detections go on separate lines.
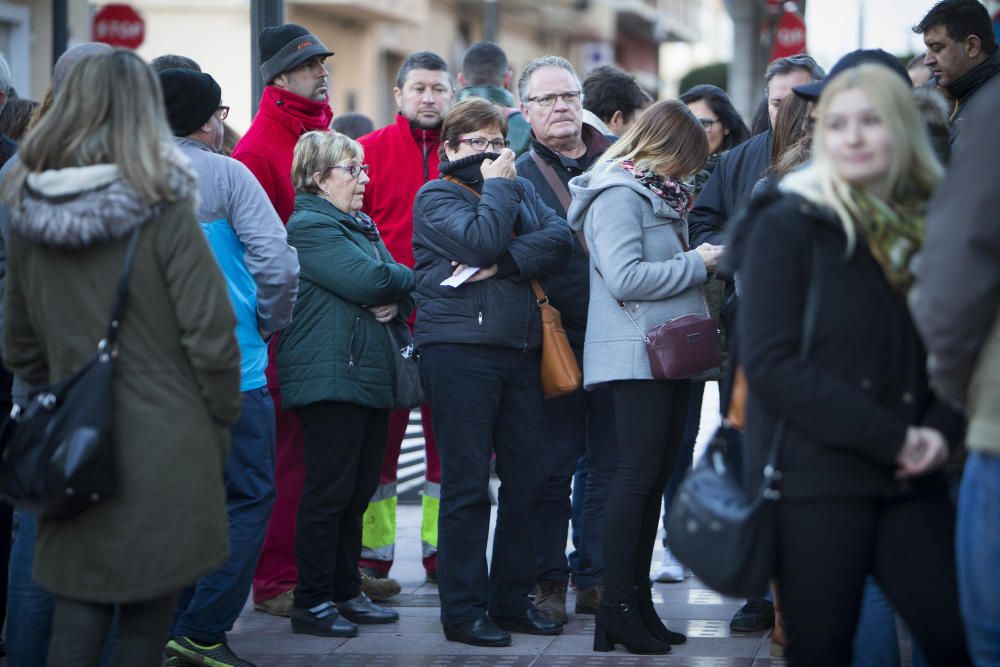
861, 378, 872, 390
902, 392, 914, 404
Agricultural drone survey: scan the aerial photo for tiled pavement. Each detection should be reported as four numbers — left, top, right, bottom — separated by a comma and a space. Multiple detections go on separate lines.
228, 504, 785, 667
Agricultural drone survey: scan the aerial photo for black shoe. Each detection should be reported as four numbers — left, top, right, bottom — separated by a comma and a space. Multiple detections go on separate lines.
442, 616, 512, 647
636, 583, 686, 645
492, 605, 564, 636
337, 592, 399, 624
594, 600, 671, 655
730, 597, 775, 633
290, 601, 359, 637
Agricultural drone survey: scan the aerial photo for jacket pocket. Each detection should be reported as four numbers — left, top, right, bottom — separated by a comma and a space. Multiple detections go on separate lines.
348, 315, 362, 370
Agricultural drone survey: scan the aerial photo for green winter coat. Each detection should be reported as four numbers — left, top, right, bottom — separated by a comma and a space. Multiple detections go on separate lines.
278, 193, 415, 410
3, 159, 241, 603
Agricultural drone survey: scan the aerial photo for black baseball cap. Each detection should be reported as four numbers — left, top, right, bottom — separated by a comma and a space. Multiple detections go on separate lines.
793, 49, 910, 101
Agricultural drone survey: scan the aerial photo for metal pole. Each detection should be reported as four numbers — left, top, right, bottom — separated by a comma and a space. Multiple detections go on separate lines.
251, 0, 284, 118
857, 0, 865, 49
484, 0, 499, 43
52, 0, 68, 72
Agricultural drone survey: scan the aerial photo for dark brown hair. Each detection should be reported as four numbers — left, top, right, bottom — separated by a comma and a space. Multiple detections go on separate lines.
770, 94, 814, 177
438, 99, 508, 161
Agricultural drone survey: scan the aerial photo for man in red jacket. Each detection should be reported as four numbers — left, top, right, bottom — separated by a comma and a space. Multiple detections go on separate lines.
231, 23, 334, 617
357, 51, 454, 587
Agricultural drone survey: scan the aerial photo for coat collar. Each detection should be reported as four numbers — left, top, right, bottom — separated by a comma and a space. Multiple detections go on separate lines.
257, 85, 334, 137
943, 47, 1000, 103
457, 84, 515, 108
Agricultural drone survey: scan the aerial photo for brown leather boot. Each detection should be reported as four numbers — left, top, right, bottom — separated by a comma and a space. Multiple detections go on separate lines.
533, 580, 568, 624
574, 584, 602, 614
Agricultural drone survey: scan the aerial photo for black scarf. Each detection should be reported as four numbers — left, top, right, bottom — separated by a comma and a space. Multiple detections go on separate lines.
437, 152, 502, 193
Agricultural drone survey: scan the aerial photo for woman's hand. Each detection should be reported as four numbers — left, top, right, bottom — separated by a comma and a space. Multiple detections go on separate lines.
369, 303, 398, 323
451, 261, 498, 283
695, 243, 725, 272
896, 426, 949, 479
481, 148, 517, 181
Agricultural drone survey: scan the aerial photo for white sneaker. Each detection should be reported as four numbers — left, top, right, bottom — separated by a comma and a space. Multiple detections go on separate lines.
653, 547, 688, 583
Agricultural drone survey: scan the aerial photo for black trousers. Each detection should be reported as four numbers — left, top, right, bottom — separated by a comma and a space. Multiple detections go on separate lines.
602, 379, 690, 603
776, 491, 971, 666
294, 401, 389, 609
421, 344, 547, 625
46, 592, 177, 666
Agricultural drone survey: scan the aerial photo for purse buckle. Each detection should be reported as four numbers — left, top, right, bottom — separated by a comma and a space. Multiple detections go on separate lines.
536, 296, 549, 306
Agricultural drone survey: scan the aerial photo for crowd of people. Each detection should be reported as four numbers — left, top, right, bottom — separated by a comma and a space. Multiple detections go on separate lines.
0, 0, 996, 665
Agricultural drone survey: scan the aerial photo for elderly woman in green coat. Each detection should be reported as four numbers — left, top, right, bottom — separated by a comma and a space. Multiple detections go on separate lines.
279, 131, 415, 638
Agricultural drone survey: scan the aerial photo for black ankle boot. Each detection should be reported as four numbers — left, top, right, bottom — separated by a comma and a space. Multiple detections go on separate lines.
636, 584, 687, 645
593, 597, 671, 655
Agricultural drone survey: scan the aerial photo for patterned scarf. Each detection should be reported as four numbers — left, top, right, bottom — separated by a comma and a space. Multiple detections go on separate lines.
620, 160, 694, 215
852, 189, 925, 296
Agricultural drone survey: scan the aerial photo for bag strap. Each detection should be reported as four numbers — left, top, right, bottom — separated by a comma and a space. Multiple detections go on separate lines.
762, 225, 824, 498
101, 227, 142, 353
529, 150, 572, 214
442, 175, 551, 307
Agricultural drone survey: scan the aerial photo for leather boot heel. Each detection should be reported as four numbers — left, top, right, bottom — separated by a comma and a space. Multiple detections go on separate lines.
593, 625, 614, 652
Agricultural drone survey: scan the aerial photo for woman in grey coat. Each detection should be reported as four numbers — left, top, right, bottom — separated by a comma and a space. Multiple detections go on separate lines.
568, 100, 722, 655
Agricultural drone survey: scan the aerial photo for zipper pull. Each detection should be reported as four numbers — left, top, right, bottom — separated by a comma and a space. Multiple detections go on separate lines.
478, 311, 484, 325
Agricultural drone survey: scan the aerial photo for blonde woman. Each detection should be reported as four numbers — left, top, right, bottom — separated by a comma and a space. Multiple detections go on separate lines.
568, 99, 719, 655
3, 50, 241, 664
733, 64, 971, 665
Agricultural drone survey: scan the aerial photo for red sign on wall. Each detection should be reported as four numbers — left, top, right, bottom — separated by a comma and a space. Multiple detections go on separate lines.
771, 8, 807, 60
92, 4, 145, 50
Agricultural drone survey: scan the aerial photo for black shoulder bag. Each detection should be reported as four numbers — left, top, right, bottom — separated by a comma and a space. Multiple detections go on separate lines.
666, 228, 824, 598
0, 227, 142, 518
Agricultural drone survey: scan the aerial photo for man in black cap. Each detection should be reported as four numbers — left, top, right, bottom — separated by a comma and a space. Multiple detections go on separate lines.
158, 68, 300, 667
230, 24, 334, 620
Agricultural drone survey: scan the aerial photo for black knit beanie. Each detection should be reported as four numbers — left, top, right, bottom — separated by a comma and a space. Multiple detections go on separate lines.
258, 24, 334, 84
159, 68, 222, 137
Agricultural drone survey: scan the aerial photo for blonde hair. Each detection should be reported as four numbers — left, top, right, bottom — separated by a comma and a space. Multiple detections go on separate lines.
782, 64, 942, 251
599, 99, 708, 179
10, 49, 179, 205
292, 131, 364, 194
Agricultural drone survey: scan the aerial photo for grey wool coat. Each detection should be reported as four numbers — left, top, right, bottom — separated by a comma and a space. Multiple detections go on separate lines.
3, 155, 241, 603
568, 161, 708, 389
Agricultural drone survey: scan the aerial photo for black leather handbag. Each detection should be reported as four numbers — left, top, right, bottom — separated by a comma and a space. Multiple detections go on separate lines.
666, 232, 823, 598
0, 227, 141, 518
387, 320, 424, 410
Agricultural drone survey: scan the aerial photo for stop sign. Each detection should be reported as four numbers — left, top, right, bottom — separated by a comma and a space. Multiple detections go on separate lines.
771, 8, 807, 60
92, 4, 145, 50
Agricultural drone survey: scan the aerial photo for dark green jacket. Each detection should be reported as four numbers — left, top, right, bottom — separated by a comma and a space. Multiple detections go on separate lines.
279, 193, 414, 410
456, 84, 532, 156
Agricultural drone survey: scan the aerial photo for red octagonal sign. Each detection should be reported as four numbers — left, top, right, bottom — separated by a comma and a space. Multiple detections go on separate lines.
771, 8, 807, 60
93, 4, 145, 50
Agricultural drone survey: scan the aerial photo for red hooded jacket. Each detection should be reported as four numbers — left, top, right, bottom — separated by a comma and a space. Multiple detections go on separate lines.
359, 113, 441, 268
232, 86, 334, 223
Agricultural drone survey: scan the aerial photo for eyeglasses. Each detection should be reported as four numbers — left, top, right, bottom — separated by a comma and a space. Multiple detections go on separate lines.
216, 106, 230, 121
698, 118, 718, 130
456, 137, 510, 152
329, 163, 370, 178
525, 91, 582, 106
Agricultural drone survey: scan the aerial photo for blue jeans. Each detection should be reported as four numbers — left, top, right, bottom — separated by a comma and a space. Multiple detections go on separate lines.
6, 511, 53, 667
535, 349, 616, 590
661, 382, 705, 542
957, 451, 1000, 666
172, 388, 276, 644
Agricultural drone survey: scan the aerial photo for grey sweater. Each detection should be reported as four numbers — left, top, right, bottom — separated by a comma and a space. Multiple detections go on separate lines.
568, 161, 708, 389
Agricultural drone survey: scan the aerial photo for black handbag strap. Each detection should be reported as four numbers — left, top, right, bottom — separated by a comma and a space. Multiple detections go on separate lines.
762, 223, 824, 499
101, 227, 142, 353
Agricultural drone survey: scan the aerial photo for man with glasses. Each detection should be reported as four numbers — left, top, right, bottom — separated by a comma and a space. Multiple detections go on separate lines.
356, 51, 455, 595
159, 68, 299, 667
514, 55, 616, 625
230, 23, 334, 621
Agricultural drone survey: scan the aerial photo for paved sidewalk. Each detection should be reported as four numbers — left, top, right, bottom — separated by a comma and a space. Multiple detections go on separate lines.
228, 504, 783, 666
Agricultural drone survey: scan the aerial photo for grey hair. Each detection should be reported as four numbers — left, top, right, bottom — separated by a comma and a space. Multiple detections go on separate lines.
0, 53, 11, 112
292, 131, 364, 195
517, 55, 581, 103
764, 54, 825, 94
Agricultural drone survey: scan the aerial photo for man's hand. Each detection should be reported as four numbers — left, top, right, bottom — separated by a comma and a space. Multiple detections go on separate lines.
896, 426, 949, 479
368, 303, 399, 323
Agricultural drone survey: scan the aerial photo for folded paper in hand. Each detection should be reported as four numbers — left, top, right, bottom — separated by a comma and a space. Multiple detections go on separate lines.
440, 265, 480, 288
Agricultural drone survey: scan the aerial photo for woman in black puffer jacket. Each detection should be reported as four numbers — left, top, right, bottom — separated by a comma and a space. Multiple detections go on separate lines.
412, 99, 573, 648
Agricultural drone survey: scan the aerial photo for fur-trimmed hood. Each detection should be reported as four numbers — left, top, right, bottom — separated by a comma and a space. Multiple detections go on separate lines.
9, 147, 196, 248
